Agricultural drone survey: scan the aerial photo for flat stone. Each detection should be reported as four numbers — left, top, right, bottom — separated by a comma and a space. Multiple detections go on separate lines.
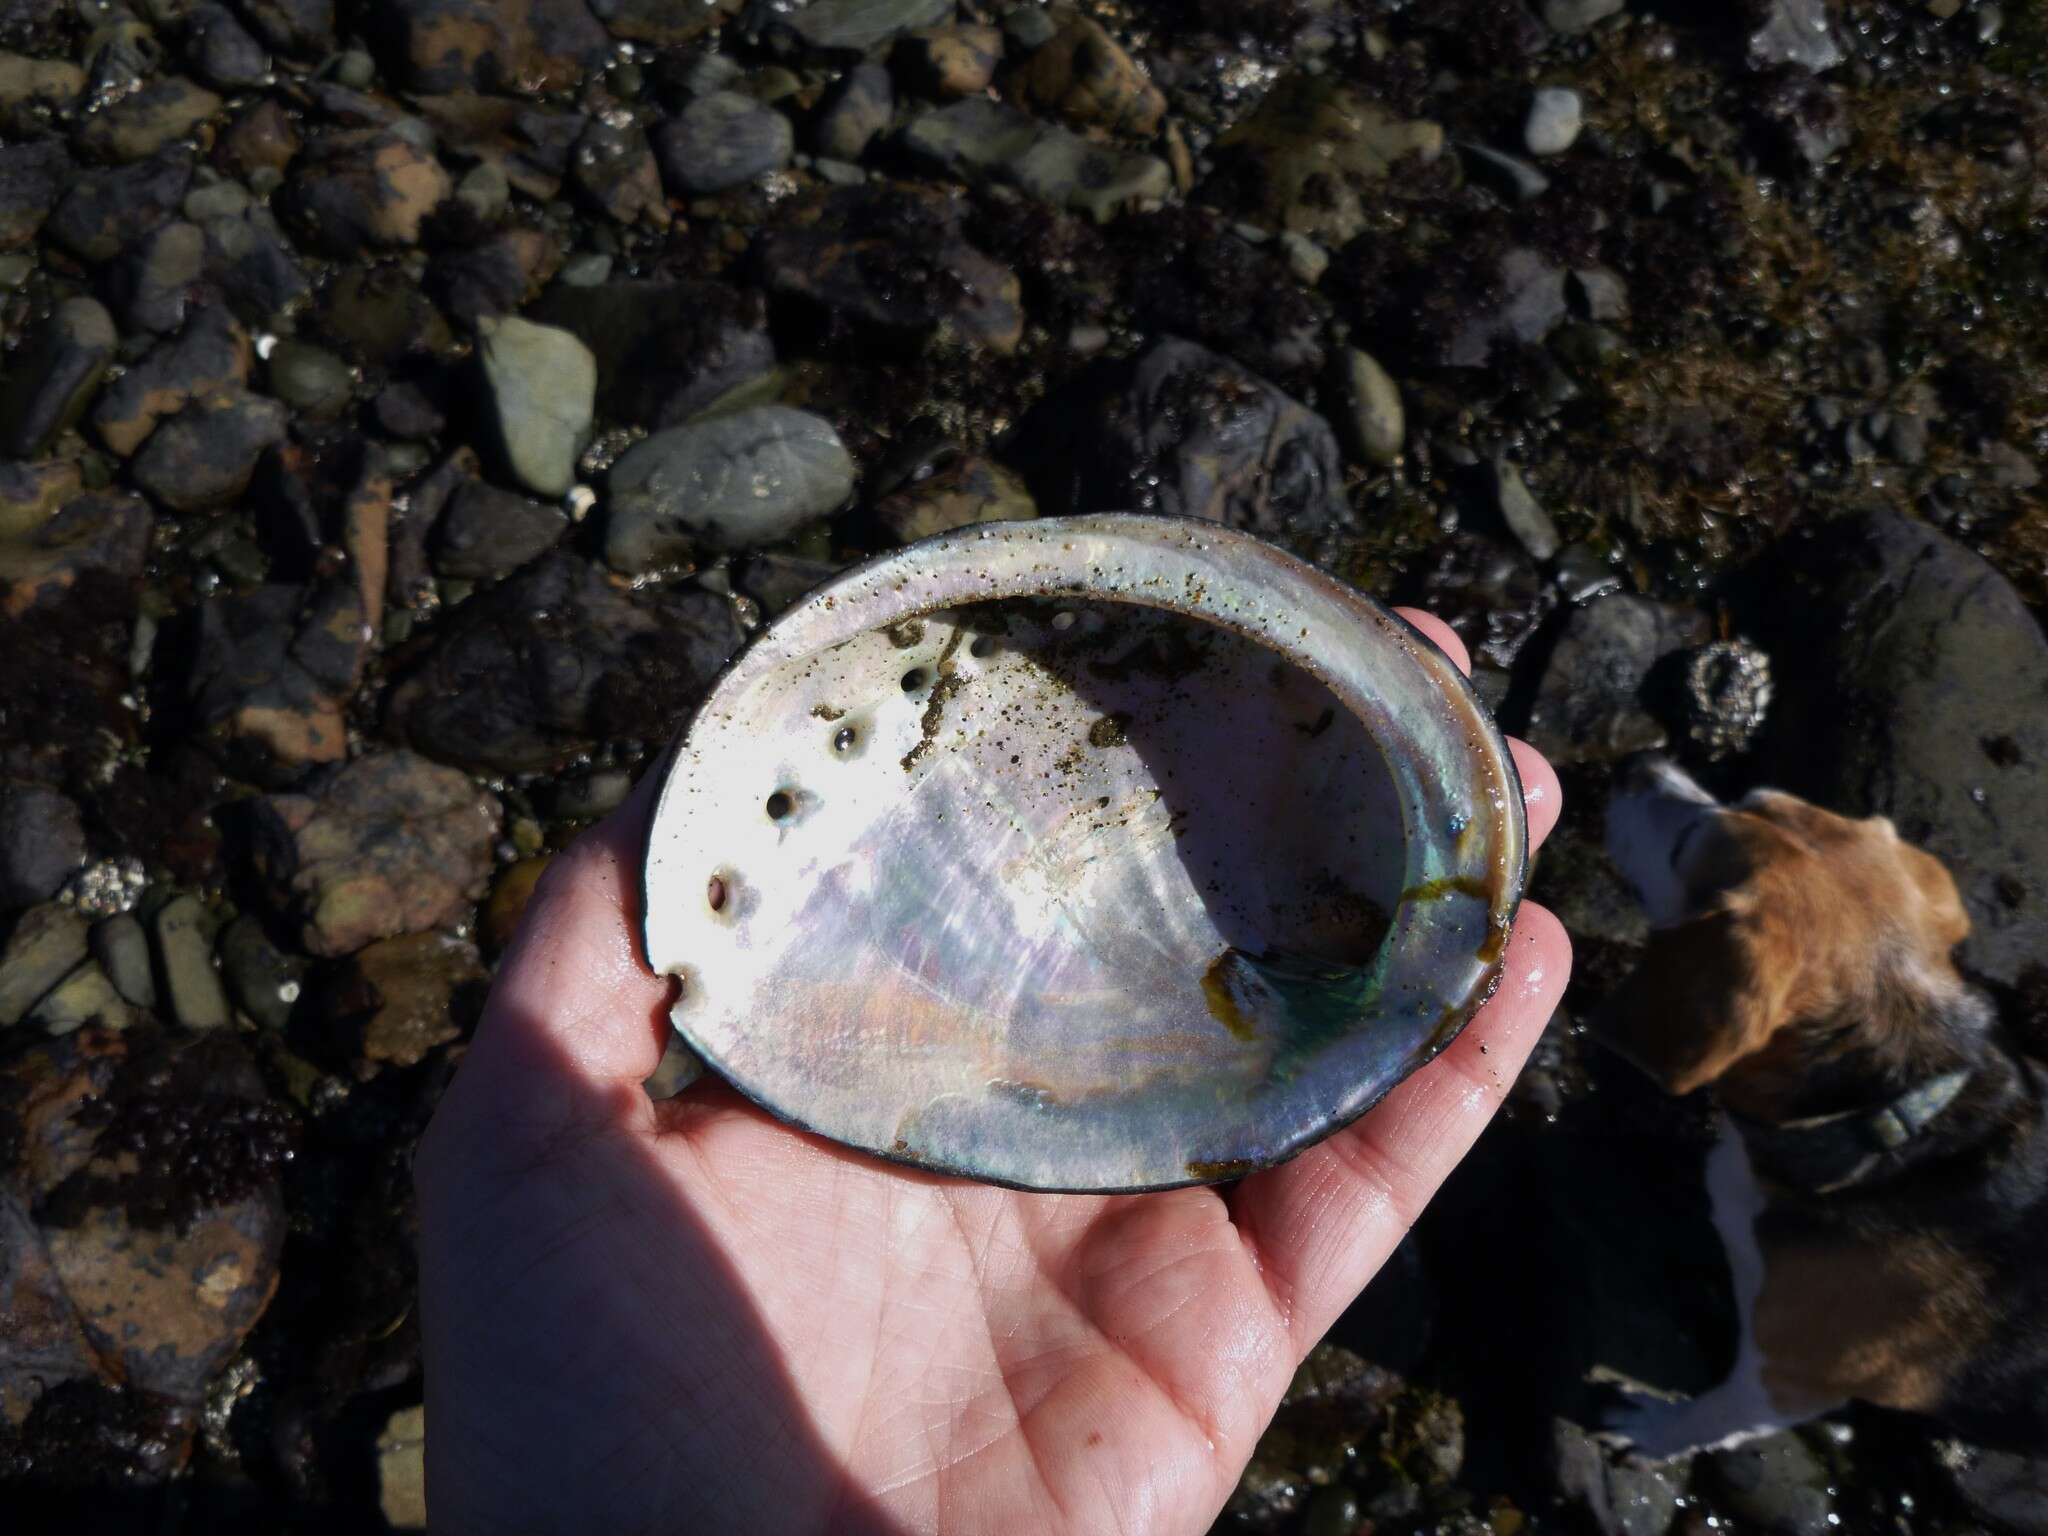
1016, 17, 1164, 136
0, 903, 88, 1025
476, 315, 596, 499
430, 477, 568, 580
0, 782, 86, 911
152, 894, 230, 1030
873, 453, 1035, 544
247, 750, 502, 957
1526, 87, 1584, 156
1542, 0, 1625, 31
789, 0, 954, 53
899, 97, 1171, 223
606, 405, 856, 568
91, 912, 156, 1009
0, 297, 117, 460
322, 930, 484, 1072
130, 386, 288, 512
651, 91, 793, 195
29, 961, 135, 1034
812, 61, 892, 161
1337, 348, 1404, 467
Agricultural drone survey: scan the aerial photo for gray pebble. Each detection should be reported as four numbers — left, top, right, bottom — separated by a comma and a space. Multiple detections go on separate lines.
0, 782, 87, 911
0, 904, 89, 1027
813, 62, 893, 163
219, 913, 303, 1030
1525, 88, 1584, 157
30, 961, 135, 1034
0, 297, 117, 459
1458, 141, 1551, 202
153, 893, 230, 1030
653, 92, 794, 195
1337, 348, 1405, 467
92, 912, 157, 1009
606, 405, 856, 570
1542, 0, 1625, 31
1489, 457, 1562, 562
477, 316, 597, 499
267, 339, 355, 417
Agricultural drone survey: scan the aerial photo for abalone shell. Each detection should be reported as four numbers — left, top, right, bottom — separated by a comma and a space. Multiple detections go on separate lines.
642, 514, 1526, 1191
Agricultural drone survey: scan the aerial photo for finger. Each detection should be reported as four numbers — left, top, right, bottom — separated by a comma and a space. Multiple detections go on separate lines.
1511, 737, 1562, 853
465, 765, 675, 1089
1392, 606, 1471, 677
1231, 902, 1571, 1351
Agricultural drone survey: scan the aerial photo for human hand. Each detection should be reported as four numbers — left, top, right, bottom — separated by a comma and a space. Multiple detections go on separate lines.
415, 608, 1568, 1535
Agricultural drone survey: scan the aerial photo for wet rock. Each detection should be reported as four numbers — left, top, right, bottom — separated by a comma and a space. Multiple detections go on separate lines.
1750, 0, 1844, 72
247, 749, 501, 957
1704, 1433, 1834, 1535
1409, 532, 1555, 673
788, 0, 952, 53
1678, 639, 1772, 761
652, 90, 792, 195
812, 60, 892, 160
200, 205, 313, 323
0, 491, 153, 618
732, 551, 841, 617
27, 1029, 289, 1408
186, 4, 271, 89
0, 298, 116, 460
374, 0, 609, 94
0, 902, 88, 1025
570, 114, 669, 229
1736, 510, 2048, 987
29, 959, 136, 1032
238, 0, 336, 58
644, 1031, 705, 1098
215, 97, 302, 180
754, 185, 1023, 354
217, 914, 302, 1030
265, 338, 354, 418
1543, 0, 1625, 29
321, 930, 483, 1072
93, 305, 251, 458
72, 76, 220, 164
1336, 347, 1404, 466
1938, 1442, 2048, 1535
430, 476, 567, 580
590, 0, 737, 44
0, 461, 79, 541
46, 152, 193, 263
0, 49, 83, 110
897, 24, 1001, 99
0, 782, 86, 910
0, 138, 72, 251
377, 1403, 429, 1531
411, 94, 582, 201
91, 912, 155, 1010
1752, 73, 1847, 168
1015, 16, 1162, 136
1206, 75, 1443, 247
186, 581, 367, 782
481, 854, 549, 951
109, 219, 206, 335
900, 97, 1171, 224
476, 315, 595, 498
1432, 246, 1570, 370
1522, 594, 1710, 764
873, 452, 1034, 543
130, 386, 287, 512
531, 278, 773, 429
607, 405, 855, 567
1014, 337, 1353, 548
1486, 457, 1561, 562
1525, 87, 1584, 156
279, 128, 451, 254
431, 224, 562, 324
151, 893, 229, 1031
388, 552, 742, 772
373, 374, 449, 440
1550, 1417, 1681, 1536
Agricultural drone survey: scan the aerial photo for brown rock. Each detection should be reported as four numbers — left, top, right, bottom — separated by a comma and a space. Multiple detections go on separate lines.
899, 25, 1003, 98
187, 581, 367, 783
323, 930, 485, 1072
129, 386, 287, 512
72, 77, 222, 164
92, 306, 253, 459
0, 1191, 106, 1426
1015, 18, 1164, 136
375, 0, 609, 95
588, 0, 737, 44
248, 750, 502, 956
481, 853, 550, 952
215, 98, 303, 181
0, 50, 84, 111
280, 128, 452, 255
0, 492, 152, 619
0, 460, 82, 541
874, 453, 1036, 544
343, 453, 395, 638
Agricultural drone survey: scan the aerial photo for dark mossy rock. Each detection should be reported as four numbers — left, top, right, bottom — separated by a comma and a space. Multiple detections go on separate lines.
1011, 336, 1355, 551
0, 492, 153, 618
184, 580, 367, 784
529, 278, 774, 428
0, 136, 71, 252
0, 298, 117, 460
44, 152, 194, 264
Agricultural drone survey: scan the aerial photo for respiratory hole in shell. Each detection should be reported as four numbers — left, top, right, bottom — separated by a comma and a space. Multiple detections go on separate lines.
901, 668, 929, 693
706, 875, 726, 912
765, 791, 794, 820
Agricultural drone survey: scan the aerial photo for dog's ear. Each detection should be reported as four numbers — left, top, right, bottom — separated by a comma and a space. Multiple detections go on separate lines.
1594, 907, 1788, 1095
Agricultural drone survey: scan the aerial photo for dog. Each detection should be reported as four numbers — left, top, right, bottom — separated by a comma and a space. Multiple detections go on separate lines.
1595, 754, 2048, 1459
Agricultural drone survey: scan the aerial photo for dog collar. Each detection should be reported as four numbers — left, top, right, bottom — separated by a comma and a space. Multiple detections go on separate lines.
1734, 1069, 1974, 1194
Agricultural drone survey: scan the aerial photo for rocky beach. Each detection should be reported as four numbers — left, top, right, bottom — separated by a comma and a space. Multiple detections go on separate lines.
2, 0, 2047, 1529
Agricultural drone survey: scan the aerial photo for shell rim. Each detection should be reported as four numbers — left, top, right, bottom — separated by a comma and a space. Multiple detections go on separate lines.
638, 513, 1530, 1193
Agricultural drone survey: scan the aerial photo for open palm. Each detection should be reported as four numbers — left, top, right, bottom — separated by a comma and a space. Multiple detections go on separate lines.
416, 611, 1569, 1534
